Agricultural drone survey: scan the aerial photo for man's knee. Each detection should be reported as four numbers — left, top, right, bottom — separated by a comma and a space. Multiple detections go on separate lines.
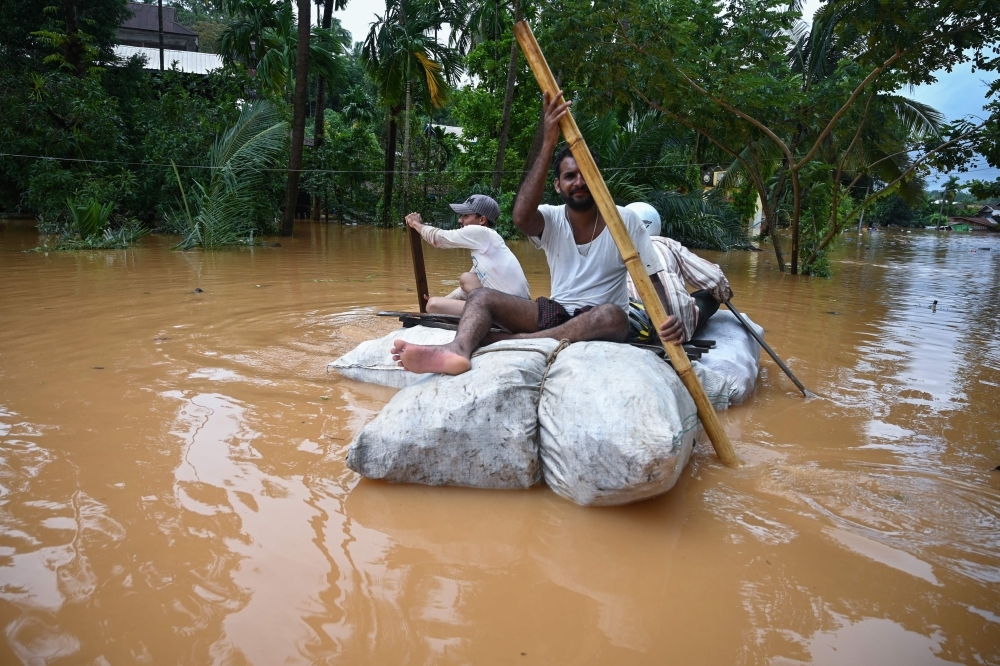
591, 304, 629, 341
465, 285, 499, 310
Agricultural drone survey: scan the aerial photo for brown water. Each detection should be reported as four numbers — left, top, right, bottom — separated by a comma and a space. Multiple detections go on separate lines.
1, 220, 998, 664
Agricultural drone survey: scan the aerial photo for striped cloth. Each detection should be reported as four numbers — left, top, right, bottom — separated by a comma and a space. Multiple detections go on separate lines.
626, 237, 733, 342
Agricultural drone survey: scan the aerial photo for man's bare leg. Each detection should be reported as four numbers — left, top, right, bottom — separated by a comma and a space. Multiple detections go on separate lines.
484, 303, 628, 345
392, 288, 539, 374
426, 297, 465, 315
393, 292, 629, 374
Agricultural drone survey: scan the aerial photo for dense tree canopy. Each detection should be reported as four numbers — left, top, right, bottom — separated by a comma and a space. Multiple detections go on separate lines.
1, 0, 997, 267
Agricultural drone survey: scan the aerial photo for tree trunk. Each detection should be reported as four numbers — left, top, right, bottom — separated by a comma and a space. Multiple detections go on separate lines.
493, 0, 522, 190
281, 0, 312, 237
382, 110, 400, 226
60, 0, 84, 76
790, 169, 801, 274
766, 210, 786, 271
311, 0, 334, 222
519, 114, 546, 191
157, 0, 164, 70
403, 81, 412, 214
424, 125, 431, 197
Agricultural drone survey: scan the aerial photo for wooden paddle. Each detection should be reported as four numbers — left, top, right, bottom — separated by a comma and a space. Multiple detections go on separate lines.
724, 299, 815, 399
407, 225, 430, 313
514, 21, 741, 467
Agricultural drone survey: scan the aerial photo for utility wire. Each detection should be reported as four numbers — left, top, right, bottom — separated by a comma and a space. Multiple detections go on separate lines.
1, 150, 990, 175
0, 151, 746, 172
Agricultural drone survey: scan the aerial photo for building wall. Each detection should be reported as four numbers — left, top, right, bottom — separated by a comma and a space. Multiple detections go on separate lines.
116, 27, 197, 52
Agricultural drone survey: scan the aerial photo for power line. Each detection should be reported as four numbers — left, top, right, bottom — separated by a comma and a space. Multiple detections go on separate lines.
1, 151, 991, 175
0, 150, 740, 172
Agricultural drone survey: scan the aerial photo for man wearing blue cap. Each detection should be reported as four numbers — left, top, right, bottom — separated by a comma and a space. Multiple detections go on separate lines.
404, 194, 531, 316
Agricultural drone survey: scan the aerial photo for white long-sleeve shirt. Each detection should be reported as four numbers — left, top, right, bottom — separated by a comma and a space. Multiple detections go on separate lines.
418, 224, 531, 299
627, 236, 733, 340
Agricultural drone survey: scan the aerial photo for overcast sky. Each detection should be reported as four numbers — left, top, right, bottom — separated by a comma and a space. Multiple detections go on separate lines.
326, 0, 996, 188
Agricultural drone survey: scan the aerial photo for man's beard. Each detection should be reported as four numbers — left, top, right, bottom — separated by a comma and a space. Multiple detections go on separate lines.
560, 187, 595, 211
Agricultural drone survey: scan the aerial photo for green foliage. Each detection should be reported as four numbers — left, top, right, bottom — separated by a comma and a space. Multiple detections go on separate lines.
33, 195, 148, 250
967, 178, 1000, 202
1, 63, 254, 230
171, 100, 288, 249
218, 0, 350, 99
3, 0, 996, 282
66, 196, 112, 239
301, 110, 383, 224
867, 194, 917, 227
796, 163, 855, 277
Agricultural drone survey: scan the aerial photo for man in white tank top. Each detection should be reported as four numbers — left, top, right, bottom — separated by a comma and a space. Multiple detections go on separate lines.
404, 194, 530, 316
392, 90, 684, 375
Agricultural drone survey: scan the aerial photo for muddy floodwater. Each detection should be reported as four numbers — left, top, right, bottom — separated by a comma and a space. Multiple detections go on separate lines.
1, 220, 998, 664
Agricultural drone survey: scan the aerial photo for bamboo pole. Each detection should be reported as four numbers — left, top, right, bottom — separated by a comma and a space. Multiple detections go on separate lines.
514, 21, 741, 467
408, 225, 430, 313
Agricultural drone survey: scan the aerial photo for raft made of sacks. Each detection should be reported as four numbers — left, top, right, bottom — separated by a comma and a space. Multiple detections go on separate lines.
329, 310, 762, 506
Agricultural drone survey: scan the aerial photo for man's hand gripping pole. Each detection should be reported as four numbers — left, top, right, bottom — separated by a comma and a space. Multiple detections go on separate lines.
513, 21, 741, 467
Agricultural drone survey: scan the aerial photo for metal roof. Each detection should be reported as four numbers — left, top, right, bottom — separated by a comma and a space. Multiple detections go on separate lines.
121, 3, 197, 36
949, 216, 998, 229
114, 45, 222, 74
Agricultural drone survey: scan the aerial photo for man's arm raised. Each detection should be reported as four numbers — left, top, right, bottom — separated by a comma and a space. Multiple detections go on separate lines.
512, 91, 572, 237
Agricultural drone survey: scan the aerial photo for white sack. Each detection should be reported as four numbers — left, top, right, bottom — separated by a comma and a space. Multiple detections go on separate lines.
538, 342, 705, 506
329, 326, 455, 388
693, 310, 762, 406
346, 338, 562, 489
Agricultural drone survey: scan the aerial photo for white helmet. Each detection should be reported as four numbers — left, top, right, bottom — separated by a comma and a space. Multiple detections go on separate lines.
625, 202, 661, 237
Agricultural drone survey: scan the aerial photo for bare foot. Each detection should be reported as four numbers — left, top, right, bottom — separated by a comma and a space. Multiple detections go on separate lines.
391, 340, 472, 375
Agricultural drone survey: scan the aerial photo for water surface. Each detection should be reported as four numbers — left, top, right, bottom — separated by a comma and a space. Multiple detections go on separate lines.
1, 221, 998, 664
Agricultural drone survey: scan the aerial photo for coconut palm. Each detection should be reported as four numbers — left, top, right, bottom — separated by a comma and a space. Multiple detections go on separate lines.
172, 100, 289, 249
362, 0, 462, 225
218, 0, 349, 98
577, 111, 752, 250
449, 0, 535, 189
218, 0, 283, 70
936, 175, 963, 228
310, 0, 351, 220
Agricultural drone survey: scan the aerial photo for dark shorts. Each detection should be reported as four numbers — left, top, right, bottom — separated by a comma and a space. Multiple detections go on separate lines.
536, 296, 594, 331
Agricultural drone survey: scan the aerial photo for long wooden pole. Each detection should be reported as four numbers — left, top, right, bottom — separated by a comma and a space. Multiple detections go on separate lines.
408, 226, 430, 313
724, 299, 815, 399
514, 21, 740, 467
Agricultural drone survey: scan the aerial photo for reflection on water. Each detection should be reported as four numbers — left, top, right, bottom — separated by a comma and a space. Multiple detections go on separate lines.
0, 220, 998, 663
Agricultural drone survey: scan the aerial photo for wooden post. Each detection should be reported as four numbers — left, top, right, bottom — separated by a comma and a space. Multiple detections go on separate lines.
408, 226, 430, 313
513, 21, 741, 467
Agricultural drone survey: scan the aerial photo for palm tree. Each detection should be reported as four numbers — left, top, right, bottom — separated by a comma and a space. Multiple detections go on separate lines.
172, 101, 289, 249
281, 0, 312, 236
937, 175, 962, 228
362, 0, 461, 225
219, 0, 348, 99
579, 112, 752, 250
311, 0, 351, 220
218, 0, 282, 73
449, 0, 533, 190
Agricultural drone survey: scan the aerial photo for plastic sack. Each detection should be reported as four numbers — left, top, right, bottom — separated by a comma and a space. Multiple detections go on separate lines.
328, 326, 455, 389
694, 310, 761, 406
346, 338, 562, 489
538, 342, 704, 506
